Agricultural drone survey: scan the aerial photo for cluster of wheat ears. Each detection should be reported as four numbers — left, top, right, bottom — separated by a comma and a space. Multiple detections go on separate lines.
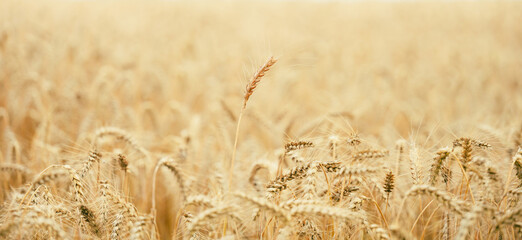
1, 55, 521, 239
1, 1, 522, 240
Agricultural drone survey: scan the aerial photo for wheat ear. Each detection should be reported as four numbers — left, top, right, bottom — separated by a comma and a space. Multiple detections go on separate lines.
228, 56, 277, 190
397, 185, 468, 221
429, 147, 451, 185
93, 126, 149, 160
290, 204, 364, 224
455, 204, 486, 240
80, 205, 101, 237
233, 192, 291, 222
494, 205, 522, 229
187, 205, 235, 236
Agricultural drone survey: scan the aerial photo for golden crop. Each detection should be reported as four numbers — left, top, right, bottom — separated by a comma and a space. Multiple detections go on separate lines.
1, 0, 521, 239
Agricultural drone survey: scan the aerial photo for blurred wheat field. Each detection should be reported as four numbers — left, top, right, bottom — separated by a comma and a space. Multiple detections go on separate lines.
1, 0, 522, 239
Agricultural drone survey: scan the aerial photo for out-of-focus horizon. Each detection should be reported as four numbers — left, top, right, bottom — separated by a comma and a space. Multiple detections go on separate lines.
2, 0, 520, 138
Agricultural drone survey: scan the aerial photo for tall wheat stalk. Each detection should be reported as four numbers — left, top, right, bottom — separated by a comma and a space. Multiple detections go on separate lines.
228, 56, 277, 190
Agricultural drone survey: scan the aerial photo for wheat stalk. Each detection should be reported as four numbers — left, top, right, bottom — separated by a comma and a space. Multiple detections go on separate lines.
228, 57, 277, 190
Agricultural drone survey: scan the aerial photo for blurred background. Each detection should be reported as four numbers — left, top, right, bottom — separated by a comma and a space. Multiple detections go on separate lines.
2, 1, 521, 141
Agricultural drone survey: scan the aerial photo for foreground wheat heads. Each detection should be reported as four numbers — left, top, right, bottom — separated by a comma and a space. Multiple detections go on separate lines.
1, 55, 522, 239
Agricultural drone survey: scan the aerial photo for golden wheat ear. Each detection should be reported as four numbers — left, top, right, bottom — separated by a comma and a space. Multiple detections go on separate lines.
285, 140, 314, 152
79, 205, 101, 237
383, 170, 395, 198
243, 56, 278, 108
229, 56, 278, 189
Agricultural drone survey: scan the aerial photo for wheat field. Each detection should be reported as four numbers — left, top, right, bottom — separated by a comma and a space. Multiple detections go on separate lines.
1, 0, 522, 239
